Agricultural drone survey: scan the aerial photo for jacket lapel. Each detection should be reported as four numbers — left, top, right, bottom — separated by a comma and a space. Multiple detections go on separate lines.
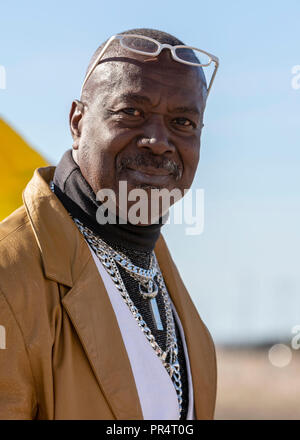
61, 249, 143, 420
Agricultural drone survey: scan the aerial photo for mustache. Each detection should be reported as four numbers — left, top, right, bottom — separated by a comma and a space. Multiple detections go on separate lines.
117, 153, 183, 181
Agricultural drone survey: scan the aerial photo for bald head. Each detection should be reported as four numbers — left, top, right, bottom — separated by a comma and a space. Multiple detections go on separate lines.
81, 28, 208, 105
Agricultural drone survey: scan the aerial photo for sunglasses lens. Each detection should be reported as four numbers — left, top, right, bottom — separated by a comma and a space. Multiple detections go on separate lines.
175, 48, 211, 66
121, 36, 159, 54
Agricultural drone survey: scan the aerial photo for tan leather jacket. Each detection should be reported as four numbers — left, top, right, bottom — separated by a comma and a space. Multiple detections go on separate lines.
0, 166, 217, 420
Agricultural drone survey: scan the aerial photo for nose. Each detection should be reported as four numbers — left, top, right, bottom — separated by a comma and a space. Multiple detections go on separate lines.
137, 115, 175, 155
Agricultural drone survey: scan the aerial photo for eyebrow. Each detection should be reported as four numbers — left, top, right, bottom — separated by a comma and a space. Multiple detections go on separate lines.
170, 106, 200, 117
118, 93, 152, 105
117, 93, 200, 117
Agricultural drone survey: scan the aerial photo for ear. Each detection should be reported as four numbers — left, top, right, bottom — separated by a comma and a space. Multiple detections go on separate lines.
69, 99, 85, 150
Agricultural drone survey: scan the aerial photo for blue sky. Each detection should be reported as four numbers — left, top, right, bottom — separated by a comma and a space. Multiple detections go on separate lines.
1, 0, 300, 344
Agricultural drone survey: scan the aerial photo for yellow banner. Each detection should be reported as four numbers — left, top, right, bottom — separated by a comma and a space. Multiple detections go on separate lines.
0, 118, 49, 221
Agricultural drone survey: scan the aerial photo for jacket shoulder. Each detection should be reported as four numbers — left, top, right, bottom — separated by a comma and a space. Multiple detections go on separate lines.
0, 205, 30, 241
0, 204, 41, 271
0, 204, 54, 310
0, 202, 60, 355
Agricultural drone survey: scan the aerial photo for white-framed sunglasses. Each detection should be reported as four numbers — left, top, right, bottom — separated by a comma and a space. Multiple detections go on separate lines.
81, 34, 219, 97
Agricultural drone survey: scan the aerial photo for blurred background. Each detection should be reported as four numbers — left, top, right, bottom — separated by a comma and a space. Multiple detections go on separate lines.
1, 0, 299, 419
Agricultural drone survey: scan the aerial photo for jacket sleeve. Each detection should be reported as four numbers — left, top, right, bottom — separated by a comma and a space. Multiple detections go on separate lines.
0, 289, 37, 419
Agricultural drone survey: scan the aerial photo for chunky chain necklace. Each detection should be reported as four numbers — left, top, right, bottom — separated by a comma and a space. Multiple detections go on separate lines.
49, 180, 183, 414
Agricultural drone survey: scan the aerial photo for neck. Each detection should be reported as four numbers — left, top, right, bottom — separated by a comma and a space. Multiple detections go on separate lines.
52, 149, 163, 252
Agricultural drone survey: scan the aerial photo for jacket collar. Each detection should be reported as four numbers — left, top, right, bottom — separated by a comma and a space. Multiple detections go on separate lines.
22, 166, 216, 420
23, 166, 84, 287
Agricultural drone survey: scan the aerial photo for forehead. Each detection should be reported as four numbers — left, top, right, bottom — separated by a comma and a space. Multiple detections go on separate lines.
88, 50, 206, 110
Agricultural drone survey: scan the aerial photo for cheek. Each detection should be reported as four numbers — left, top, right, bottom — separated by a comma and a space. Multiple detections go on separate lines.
180, 142, 200, 181
79, 121, 138, 192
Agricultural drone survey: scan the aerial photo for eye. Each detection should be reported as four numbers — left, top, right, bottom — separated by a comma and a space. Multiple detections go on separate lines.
173, 117, 196, 129
121, 108, 143, 117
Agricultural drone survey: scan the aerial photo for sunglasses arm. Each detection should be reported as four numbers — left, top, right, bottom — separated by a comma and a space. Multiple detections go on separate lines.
207, 58, 219, 97
80, 35, 119, 96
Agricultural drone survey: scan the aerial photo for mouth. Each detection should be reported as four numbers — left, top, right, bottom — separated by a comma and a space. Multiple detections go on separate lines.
127, 166, 171, 176
125, 166, 172, 186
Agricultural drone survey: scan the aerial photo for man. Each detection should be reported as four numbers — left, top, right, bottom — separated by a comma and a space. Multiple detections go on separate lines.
0, 28, 218, 420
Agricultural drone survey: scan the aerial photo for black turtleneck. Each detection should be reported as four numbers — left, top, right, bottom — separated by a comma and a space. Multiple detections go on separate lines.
52, 149, 163, 252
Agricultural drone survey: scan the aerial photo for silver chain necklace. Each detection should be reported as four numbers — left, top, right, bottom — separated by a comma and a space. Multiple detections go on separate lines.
49, 180, 183, 414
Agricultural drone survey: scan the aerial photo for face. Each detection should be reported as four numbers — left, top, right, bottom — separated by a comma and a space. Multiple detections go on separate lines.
70, 49, 206, 224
